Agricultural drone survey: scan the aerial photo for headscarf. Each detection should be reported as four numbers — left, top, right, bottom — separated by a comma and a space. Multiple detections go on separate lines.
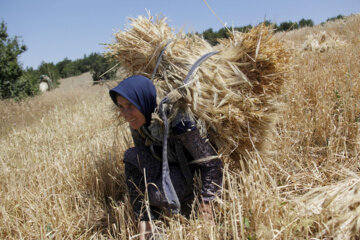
109, 75, 157, 126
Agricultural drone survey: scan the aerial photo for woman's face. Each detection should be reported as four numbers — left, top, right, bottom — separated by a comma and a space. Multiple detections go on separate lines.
116, 95, 146, 130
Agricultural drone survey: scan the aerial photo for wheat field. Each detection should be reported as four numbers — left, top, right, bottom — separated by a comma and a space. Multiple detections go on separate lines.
1, 15, 359, 239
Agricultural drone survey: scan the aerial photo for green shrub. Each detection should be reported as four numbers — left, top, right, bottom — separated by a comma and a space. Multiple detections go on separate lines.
10, 71, 40, 100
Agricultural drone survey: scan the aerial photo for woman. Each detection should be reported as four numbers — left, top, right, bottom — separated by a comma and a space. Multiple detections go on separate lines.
109, 75, 223, 239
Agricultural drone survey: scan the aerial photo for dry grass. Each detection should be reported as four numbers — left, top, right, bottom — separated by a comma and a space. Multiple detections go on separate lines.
0, 14, 359, 239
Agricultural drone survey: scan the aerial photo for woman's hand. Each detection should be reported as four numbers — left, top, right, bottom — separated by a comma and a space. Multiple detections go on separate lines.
199, 202, 214, 221
138, 221, 152, 240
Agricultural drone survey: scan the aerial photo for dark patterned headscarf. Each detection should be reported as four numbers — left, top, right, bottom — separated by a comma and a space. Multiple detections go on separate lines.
109, 75, 157, 126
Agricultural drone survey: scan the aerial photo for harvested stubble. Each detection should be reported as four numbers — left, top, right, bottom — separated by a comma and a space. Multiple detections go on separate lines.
106, 14, 289, 165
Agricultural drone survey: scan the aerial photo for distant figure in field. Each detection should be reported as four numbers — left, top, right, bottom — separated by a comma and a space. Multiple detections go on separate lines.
39, 75, 53, 92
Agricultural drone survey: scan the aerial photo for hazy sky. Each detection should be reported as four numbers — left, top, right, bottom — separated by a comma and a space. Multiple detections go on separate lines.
1, 0, 359, 69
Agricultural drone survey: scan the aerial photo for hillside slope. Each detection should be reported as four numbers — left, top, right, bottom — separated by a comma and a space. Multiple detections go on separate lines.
0, 72, 104, 136
57, 72, 93, 91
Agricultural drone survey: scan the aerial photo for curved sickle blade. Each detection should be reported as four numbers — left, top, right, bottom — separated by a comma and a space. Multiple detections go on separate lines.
183, 51, 219, 84
151, 40, 173, 80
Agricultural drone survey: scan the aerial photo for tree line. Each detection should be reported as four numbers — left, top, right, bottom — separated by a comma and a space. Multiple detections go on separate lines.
25, 52, 118, 85
200, 15, 344, 46
0, 14, 345, 100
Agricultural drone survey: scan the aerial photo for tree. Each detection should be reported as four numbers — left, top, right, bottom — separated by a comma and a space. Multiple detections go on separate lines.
276, 21, 298, 32
0, 21, 27, 99
217, 27, 230, 39
326, 14, 344, 22
90, 53, 118, 82
38, 61, 60, 82
234, 24, 253, 33
56, 58, 73, 78
202, 28, 218, 46
299, 18, 314, 28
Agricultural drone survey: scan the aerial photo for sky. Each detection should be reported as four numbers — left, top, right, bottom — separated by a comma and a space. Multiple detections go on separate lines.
1, 0, 359, 69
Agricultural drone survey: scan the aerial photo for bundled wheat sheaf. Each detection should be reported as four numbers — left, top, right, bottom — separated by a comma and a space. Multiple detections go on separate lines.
106, 14, 289, 164
301, 30, 346, 53
295, 177, 360, 239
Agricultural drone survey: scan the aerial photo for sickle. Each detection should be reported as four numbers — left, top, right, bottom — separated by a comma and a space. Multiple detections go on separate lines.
151, 40, 172, 81
158, 51, 219, 214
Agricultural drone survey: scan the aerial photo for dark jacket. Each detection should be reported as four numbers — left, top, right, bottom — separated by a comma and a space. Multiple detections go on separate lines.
124, 121, 223, 220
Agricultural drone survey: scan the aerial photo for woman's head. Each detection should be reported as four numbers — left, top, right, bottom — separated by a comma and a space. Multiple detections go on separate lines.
109, 75, 157, 129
